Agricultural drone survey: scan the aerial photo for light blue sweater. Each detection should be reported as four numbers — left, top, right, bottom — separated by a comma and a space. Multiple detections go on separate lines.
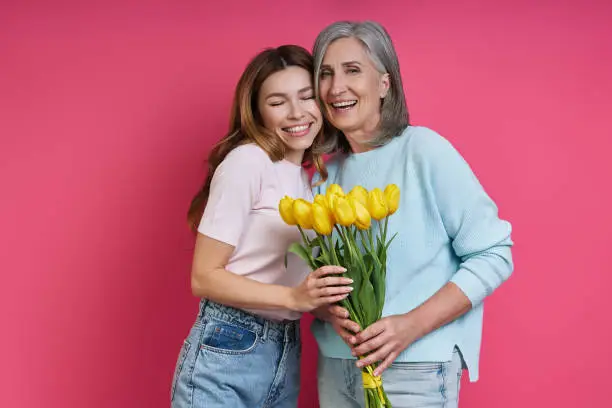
311, 126, 513, 381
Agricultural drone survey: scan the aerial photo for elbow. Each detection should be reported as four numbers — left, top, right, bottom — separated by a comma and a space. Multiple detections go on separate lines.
485, 249, 514, 290
502, 261, 514, 282
190, 279, 205, 298
499, 247, 514, 282
455, 247, 514, 304
480, 242, 514, 284
190, 270, 210, 298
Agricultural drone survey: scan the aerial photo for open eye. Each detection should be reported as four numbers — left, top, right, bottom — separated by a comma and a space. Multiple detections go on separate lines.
320, 70, 332, 78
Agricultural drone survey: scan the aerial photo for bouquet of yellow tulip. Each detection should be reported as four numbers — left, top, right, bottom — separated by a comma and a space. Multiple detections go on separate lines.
279, 183, 400, 408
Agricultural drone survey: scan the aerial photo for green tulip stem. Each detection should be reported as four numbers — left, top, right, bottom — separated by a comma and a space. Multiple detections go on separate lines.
297, 226, 316, 267
382, 216, 389, 245
368, 228, 375, 250
326, 234, 341, 266
297, 225, 311, 246
342, 225, 368, 277
315, 232, 332, 265
359, 229, 371, 253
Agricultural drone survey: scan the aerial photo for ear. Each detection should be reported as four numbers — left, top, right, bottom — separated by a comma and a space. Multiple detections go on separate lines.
379, 73, 390, 98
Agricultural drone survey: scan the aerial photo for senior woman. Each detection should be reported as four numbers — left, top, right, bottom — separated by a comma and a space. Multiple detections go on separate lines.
309, 21, 514, 408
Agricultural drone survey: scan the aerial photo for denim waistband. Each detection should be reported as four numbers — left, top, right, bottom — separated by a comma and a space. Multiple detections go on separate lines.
197, 299, 299, 343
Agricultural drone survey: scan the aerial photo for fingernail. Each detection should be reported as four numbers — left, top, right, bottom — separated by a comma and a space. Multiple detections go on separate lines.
347, 278, 354, 283
347, 287, 354, 291
339, 267, 347, 272
356, 361, 363, 368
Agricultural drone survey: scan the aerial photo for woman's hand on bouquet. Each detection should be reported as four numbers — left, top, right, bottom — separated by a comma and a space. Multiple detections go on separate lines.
312, 304, 362, 345
351, 282, 472, 375
351, 313, 423, 376
288, 266, 353, 312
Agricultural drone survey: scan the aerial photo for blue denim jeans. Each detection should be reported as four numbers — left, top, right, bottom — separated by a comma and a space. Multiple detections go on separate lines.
318, 348, 463, 408
171, 300, 301, 408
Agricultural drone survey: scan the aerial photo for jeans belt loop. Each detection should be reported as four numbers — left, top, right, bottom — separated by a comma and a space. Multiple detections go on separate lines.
197, 299, 208, 319
262, 320, 269, 342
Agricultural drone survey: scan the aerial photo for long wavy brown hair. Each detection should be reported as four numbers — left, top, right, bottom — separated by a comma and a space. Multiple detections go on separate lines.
187, 45, 328, 232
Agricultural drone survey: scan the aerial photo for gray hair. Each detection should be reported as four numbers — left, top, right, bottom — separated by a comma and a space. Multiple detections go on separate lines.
313, 21, 409, 154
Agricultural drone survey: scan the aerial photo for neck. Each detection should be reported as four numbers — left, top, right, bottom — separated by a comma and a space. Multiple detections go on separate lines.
284, 149, 304, 166
344, 113, 381, 153
345, 128, 379, 154
347, 138, 375, 153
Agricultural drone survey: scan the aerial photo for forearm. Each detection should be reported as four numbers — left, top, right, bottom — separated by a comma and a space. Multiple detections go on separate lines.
191, 267, 295, 311
351, 281, 473, 373
406, 281, 472, 339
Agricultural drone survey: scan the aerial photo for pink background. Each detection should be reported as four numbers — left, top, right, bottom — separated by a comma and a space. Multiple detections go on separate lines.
1, 1, 611, 407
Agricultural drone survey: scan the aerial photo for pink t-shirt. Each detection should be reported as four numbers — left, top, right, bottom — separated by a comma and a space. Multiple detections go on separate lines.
198, 143, 314, 321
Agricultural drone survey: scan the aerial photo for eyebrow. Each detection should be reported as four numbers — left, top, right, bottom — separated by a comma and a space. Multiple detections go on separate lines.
264, 86, 313, 99
321, 61, 363, 69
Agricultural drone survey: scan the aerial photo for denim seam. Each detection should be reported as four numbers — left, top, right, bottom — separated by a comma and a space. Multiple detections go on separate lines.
345, 359, 357, 400
186, 321, 208, 407
457, 366, 462, 405
456, 350, 463, 404
263, 338, 289, 407
439, 361, 448, 407
200, 338, 259, 355
262, 320, 269, 342
170, 339, 191, 402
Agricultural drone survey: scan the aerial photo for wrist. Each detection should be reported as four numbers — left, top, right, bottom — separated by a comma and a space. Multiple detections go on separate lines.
401, 310, 429, 340
282, 287, 298, 312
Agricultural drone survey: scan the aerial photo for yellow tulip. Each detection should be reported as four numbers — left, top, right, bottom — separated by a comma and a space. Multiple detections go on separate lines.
384, 184, 400, 215
315, 193, 337, 223
292, 199, 313, 229
348, 185, 368, 207
312, 202, 334, 235
326, 192, 340, 210
314, 194, 327, 208
326, 183, 345, 197
333, 196, 356, 226
349, 196, 371, 230
278, 196, 296, 225
326, 192, 340, 224
367, 188, 388, 220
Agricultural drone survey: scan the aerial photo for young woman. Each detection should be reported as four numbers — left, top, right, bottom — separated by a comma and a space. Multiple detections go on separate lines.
170, 45, 354, 408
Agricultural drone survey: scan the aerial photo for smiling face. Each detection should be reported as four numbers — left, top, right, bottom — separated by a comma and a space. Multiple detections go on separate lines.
257, 66, 322, 164
318, 37, 390, 150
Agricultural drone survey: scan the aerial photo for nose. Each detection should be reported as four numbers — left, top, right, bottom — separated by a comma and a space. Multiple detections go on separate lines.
330, 73, 347, 96
288, 100, 305, 120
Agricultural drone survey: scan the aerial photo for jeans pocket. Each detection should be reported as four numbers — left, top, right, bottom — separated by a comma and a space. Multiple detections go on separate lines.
392, 361, 443, 373
170, 339, 191, 402
200, 318, 258, 355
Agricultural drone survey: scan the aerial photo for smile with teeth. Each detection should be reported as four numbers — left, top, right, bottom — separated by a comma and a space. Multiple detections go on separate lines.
283, 123, 311, 134
330, 100, 358, 110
